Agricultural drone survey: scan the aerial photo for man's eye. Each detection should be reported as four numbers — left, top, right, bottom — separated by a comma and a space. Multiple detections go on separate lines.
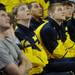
1, 14, 6, 17
58, 8, 62, 11
20, 8, 25, 11
34, 5, 39, 8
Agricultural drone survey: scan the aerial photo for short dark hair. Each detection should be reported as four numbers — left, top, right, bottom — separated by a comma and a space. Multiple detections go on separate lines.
0, 3, 6, 11
48, 3, 63, 13
62, 1, 73, 7
28, 2, 43, 10
28, 1, 36, 9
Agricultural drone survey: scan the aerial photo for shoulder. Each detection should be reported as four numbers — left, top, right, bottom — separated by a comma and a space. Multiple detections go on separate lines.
67, 18, 75, 26
15, 28, 23, 41
0, 39, 8, 49
41, 21, 53, 34
15, 27, 21, 35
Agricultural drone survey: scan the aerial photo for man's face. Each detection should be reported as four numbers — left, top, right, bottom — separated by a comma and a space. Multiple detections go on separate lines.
0, 10, 10, 29
64, 4, 74, 19
16, 5, 31, 20
52, 5, 66, 20
31, 3, 43, 17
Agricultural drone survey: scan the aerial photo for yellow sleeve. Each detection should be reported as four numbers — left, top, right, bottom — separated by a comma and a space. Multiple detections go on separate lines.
53, 33, 75, 58
53, 40, 67, 58
21, 39, 48, 75
21, 40, 46, 66
63, 33, 75, 57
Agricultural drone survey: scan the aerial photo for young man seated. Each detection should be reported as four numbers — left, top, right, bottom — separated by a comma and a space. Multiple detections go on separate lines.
0, 3, 32, 75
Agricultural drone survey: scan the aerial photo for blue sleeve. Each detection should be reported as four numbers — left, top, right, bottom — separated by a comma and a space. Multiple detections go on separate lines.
40, 24, 58, 53
67, 19, 75, 42
44, 58, 75, 72
15, 30, 24, 41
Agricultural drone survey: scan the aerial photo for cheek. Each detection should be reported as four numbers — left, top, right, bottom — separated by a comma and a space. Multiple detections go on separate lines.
0, 20, 5, 26
64, 11, 67, 15
18, 13, 25, 19
24, 13, 29, 18
66, 12, 72, 16
18, 15, 23, 19
0, 17, 3, 21
0, 18, 5, 24
32, 9, 38, 14
54, 10, 60, 15
53, 14, 58, 18
54, 13, 62, 19
54, 12, 60, 17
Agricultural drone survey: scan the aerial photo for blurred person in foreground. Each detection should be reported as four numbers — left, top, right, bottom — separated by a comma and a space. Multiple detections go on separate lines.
0, 3, 32, 75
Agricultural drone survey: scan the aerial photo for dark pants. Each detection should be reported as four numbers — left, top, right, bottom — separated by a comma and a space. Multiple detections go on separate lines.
34, 58, 75, 75
44, 58, 75, 72
42, 72, 73, 75
34, 72, 73, 75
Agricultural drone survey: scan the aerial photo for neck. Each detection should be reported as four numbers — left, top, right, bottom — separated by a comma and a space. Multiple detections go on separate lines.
17, 19, 30, 28
0, 26, 11, 39
50, 16, 63, 25
0, 31, 7, 39
54, 19, 63, 25
32, 16, 41, 22
4, 26, 15, 39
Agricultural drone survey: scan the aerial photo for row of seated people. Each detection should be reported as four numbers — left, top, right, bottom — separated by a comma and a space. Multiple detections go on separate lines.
0, 0, 75, 75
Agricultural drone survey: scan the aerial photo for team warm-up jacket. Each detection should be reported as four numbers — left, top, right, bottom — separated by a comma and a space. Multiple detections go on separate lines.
15, 24, 48, 75
37, 17, 75, 73
30, 18, 52, 59
30, 17, 44, 31
40, 17, 75, 58
67, 18, 75, 42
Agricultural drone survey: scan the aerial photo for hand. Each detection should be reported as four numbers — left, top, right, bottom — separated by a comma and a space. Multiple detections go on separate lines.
20, 53, 32, 71
25, 58, 32, 71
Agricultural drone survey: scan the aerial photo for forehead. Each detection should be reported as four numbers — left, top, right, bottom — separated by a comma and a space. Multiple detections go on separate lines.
53, 4, 64, 9
31, 3, 41, 7
18, 5, 28, 10
0, 10, 7, 15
